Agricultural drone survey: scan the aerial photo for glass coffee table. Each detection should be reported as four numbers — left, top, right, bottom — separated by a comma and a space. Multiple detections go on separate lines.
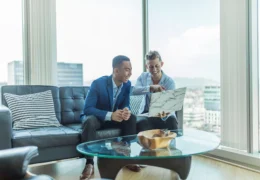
77, 129, 220, 179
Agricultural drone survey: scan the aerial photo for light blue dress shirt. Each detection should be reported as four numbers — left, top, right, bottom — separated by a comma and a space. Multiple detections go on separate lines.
105, 78, 123, 121
132, 71, 175, 114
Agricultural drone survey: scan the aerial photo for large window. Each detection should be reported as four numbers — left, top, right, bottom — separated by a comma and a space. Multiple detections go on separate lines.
258, 0, 260, 152
56, 0, 143, 86
148, 0, 220, 136
0, 1, 23, 103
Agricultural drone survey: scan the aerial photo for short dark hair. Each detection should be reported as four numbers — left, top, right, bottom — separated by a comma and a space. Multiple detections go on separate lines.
112, 55, 130, 68
145, 50, 162, 61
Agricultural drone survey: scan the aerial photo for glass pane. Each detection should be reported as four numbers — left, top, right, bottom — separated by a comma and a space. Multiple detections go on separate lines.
148, 0, 220, 137
56, 0, 143, 86
258, 1, 260, 153
0, 1, 23, 104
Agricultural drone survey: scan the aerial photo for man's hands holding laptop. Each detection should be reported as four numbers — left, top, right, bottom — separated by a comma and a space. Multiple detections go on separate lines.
112, 107, 131, 122
150, 85, 165, 93
157, 111, 170, 118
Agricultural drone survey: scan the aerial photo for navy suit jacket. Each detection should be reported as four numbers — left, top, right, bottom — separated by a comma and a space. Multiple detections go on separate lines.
82, 75, 131, 122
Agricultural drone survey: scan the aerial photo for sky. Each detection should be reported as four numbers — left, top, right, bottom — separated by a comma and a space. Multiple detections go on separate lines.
0, 0, 220, 83
0, 1, 23, 82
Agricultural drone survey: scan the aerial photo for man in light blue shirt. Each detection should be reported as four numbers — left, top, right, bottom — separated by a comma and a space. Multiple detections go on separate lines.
132, 50, 178, 132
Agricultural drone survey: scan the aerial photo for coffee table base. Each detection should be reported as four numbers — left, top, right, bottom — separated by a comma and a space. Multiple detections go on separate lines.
97, 156, 192, 180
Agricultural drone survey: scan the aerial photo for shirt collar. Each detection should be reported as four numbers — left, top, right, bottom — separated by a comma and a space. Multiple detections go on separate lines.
160, 70, 166, 83
148, 70, 166, 85
112, 77, 123, 89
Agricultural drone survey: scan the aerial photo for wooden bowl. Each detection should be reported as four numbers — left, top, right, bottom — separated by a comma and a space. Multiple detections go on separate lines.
137, 129, 177, 150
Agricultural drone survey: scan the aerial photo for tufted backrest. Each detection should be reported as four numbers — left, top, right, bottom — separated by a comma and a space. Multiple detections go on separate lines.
1, 85, 183, 128
1, 85, 61, 122
59, 86, 89, 125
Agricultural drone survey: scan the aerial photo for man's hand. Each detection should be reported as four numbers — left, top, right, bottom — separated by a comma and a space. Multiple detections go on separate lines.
157, 111, 170, 118
150, 85, 165, 93
122, 107, 131, 121
112, 110, 123, 122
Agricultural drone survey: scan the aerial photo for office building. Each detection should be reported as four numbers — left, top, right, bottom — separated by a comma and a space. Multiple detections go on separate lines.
8, 61, 83, 86
204, 86, 221, 127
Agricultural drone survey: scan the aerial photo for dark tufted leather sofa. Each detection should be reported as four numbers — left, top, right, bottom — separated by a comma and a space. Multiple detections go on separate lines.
0, 85, 183, 164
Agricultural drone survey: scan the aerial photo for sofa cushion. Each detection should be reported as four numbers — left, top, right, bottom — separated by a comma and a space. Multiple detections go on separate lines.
12, 126, 80, 148
1, 85, 61, 122
66, 123, 121, 140
4, 90, 61, 130
59, 87, 89, 125
66, 123, 83, 133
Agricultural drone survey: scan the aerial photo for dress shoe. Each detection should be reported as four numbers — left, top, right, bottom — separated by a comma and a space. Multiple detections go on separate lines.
80, 164, 94, 180
125, 164, 142, 172
139, 165, 147, 168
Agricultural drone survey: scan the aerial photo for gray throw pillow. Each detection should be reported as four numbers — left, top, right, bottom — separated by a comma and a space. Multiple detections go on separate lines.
4, 90, 61, 130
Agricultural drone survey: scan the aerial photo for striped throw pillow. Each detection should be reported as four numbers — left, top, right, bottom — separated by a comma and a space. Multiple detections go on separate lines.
130, 95, 145, 115
4, 90, 61, 130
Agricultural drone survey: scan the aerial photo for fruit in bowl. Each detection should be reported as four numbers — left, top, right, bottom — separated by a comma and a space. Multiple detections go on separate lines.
137, 129, 177, 150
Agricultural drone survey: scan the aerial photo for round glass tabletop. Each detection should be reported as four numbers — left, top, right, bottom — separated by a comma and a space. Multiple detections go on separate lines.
76, 129, 220, 159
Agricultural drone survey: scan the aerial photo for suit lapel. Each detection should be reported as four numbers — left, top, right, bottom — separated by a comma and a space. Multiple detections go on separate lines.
107, 75, 113, 111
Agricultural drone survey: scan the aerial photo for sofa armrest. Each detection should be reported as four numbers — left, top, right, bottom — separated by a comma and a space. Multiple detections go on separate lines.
176, 108, 183, 132
0, 146, 38, 180
0, 105, 12, 150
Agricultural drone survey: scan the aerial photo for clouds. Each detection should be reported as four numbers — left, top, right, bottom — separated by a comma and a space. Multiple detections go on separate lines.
161, 25, 220, 82
167, 25, 220, 62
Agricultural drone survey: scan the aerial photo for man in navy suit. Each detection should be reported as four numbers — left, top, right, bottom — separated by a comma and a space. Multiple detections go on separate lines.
80, 55, 137, 180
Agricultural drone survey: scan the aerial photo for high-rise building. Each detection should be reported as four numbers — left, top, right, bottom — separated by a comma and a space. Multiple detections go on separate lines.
8, 61, 24, 85
204, 86, 221, 127
183, 107, 205, 127
57, 62, 83, 86
7, 61, 83, 86
204, 86, 220, 111
183, 89, 205, 128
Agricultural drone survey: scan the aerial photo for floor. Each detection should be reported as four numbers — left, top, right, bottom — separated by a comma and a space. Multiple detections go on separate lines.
28, 156, 260, 180
115, 165, 180, 180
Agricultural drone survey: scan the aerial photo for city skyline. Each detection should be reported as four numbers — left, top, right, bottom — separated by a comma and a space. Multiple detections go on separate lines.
7, 61, 83, 86
0, 60, 220, 88
0, 60, 220, 86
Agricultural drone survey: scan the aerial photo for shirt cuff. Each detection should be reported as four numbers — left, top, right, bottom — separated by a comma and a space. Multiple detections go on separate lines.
105, 112, 113, 121
144, 86, 150, 93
